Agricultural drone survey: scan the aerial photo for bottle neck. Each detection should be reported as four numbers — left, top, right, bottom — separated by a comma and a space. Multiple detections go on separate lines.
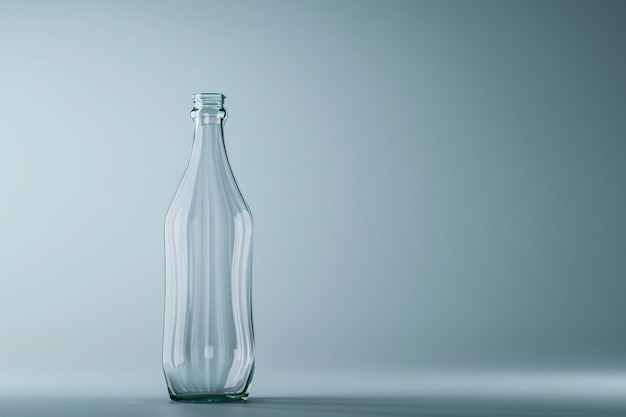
191, 93, 227, 126
190, 114, 226, 161
187, 93, 230, 179
177, 93, 243, 216
189, 100, 229, 178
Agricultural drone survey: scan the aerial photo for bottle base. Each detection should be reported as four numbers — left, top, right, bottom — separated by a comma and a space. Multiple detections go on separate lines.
169, 392, 249, 403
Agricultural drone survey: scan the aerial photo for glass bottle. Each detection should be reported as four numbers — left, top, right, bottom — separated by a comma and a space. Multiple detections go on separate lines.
163, 93, 254, 402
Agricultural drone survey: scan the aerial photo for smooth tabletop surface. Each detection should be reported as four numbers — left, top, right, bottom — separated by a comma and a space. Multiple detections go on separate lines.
1, 396, 625, 417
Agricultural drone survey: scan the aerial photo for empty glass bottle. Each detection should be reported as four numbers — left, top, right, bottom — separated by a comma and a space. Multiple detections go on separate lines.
163, 93, 254, 402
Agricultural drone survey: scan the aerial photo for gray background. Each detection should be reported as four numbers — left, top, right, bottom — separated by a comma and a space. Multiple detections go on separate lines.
1, 0, 625, 404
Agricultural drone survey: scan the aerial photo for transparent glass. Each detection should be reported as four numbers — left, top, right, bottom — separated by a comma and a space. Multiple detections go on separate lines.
163, 93, 254, 402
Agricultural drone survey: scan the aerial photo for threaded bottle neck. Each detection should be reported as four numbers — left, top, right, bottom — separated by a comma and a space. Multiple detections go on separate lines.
193, 93, 224, 107
192, 93, 227, 124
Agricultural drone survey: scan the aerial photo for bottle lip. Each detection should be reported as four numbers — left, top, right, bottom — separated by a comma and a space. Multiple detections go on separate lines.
193, 92, 225, 106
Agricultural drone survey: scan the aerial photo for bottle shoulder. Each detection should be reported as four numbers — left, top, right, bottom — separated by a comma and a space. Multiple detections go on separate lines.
165, 135, 253, 228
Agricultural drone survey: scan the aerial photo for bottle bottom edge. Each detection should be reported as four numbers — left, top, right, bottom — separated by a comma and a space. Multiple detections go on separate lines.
169, 392, 249, 403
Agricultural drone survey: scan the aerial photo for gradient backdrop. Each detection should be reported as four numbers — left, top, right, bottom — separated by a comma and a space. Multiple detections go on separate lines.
1, 0, 625, 403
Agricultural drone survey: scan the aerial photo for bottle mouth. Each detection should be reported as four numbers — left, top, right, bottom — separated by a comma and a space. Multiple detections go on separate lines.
192, 93, 227, 124
193, 93, 225, 107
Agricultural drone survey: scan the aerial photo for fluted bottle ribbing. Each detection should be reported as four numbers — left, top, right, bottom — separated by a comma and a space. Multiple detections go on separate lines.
163, 93, 254, 402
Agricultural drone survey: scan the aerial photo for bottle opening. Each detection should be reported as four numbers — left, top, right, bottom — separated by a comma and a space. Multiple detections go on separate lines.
191, 93, 227, 124
193, 93, 225, 107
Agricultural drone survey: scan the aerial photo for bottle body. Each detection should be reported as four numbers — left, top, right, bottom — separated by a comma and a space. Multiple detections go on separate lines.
163, 93, 254, 402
